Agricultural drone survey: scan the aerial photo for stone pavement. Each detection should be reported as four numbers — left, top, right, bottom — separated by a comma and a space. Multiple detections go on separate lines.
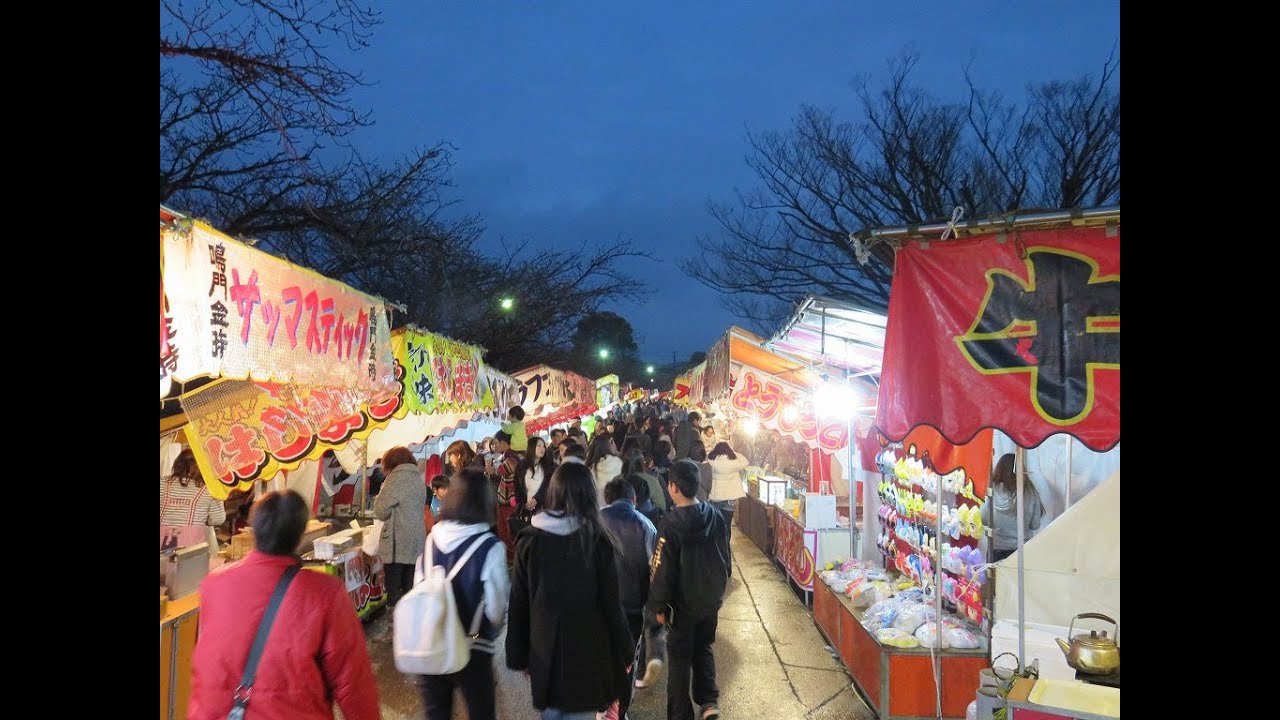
361, 531, 874, 720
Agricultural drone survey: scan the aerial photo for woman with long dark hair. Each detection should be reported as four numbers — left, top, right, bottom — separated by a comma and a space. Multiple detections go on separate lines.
586, 433, 623, 507
517, 436, 557, 513
982, 453, 1045, 562
506, 462, 632, 719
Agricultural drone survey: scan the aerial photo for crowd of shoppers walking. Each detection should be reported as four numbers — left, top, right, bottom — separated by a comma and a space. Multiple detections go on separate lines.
187, 399, 750, 720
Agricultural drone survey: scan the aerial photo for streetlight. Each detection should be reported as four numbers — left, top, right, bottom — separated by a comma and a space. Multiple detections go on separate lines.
646, 365, 655, 374
500, 297, 515, 311
598, 348, 610, 359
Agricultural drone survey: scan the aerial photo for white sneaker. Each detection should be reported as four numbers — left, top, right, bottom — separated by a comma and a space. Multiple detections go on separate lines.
636, 658, 664, 689
701, 704, 720, 720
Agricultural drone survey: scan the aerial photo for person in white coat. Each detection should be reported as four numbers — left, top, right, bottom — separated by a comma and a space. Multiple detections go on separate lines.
707, 441, 749, 540
586, 433, 624, 507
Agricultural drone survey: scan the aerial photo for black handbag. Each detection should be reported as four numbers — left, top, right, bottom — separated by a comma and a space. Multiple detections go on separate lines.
227, 564, 300, 720
507, 507, 533, 538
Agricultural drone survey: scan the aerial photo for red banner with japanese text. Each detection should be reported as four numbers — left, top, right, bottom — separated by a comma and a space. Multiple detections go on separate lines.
182, 364, 406, 499
731, 369, 849, 453
161, 221, 396, 392
877, 227, 1120, 451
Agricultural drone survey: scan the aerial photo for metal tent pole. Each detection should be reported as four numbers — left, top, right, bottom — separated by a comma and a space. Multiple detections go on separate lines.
1015, 446, 1027, 665
1065, 435, 1074, 509
935, 466, 945, 718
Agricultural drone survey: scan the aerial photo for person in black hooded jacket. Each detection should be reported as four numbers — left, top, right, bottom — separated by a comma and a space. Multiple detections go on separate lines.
648, 459, 731, 720
507, 461, 632, 718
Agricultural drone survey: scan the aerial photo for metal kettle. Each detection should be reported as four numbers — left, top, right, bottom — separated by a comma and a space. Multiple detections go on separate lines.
1055, 612, 1120, 675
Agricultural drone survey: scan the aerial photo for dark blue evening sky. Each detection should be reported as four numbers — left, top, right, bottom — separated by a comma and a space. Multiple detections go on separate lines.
338, 1, 1120, 365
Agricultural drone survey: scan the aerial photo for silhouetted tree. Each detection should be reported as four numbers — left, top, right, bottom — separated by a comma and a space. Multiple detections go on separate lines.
161, 0, 648, 374
684, 51, 1120, 329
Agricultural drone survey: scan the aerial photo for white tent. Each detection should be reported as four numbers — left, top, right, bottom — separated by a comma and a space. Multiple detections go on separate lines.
995, 469, 1120, 627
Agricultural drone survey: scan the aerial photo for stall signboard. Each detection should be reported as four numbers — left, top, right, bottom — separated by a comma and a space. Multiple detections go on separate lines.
774, 513, 818, 592
566, 372, 597, 407
306, 551, 386, 620
393, 328, 494, 415
877, 226, 1120, 451
515, 365, 572, 411
687, 361, 709, 406
161, 233, 178, 397
672, 374, 691, 405
731, 369, 849, 452
161, 221, 396, 394
486, 366, 524, 418
183, 364, 406, 499
705, 333, 733, 401
596, 374, 620, 409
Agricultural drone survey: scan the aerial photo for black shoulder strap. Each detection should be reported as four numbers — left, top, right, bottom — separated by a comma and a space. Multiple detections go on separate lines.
229, 564, 300, 718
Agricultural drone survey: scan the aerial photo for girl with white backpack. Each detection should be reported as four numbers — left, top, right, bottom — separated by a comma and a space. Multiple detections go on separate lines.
398, 467, 509, 720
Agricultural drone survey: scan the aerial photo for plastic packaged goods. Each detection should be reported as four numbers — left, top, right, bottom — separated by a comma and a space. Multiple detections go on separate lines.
891, 602, 937, 633
914, 621, 948, 648
876, 627, 920, 648
944, 626, 982, 649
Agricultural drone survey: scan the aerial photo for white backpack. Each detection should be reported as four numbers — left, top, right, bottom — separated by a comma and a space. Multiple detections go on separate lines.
393, 533, 491, 675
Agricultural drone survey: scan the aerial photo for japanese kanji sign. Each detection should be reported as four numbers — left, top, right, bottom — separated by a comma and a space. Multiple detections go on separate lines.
596, 374, 620, 409
731, 368, 849, 452
161, 222, 396, 392
514, 365, 572, 411
182, 365, 406, 498
392, 328, 494, 415
876, 226, 1120, 451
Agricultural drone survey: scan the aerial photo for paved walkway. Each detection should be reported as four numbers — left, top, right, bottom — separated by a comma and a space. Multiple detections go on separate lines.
362, 531, 874, 720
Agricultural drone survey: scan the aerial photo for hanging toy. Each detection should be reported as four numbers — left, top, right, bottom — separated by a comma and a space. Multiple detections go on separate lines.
967, 504, 984, 539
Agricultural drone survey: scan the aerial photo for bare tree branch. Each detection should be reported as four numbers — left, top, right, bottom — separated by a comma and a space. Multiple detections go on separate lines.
685, 50, 1120, 328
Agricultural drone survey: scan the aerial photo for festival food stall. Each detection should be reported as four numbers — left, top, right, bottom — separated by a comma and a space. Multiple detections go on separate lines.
843, 212, 1121, 719
160, 206, 401, 719
678, 327, 864, 601
511, 364, 599, 433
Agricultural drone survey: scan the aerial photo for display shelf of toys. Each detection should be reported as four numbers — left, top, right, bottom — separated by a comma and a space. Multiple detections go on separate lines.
808, 444, 997, 718
873, 446, 991, 629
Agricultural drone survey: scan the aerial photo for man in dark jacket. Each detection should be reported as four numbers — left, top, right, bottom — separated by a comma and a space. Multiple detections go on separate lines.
672, 412, 703, 460
601, 477, 658, 719
649, 460, 731, 720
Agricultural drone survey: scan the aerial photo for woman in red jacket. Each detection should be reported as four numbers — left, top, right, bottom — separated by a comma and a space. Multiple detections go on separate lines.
188, 490, 379, 720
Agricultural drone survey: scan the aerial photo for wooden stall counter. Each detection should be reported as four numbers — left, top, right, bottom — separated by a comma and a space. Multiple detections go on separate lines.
736, 492, 775, 556
160, 592, 201, 720
813, 579, 987, 720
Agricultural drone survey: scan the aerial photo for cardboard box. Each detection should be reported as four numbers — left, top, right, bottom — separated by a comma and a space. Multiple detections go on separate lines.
803, 493, 839, 529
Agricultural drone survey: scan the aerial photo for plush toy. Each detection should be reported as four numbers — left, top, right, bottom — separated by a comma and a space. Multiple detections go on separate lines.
965, 503, 984, 538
